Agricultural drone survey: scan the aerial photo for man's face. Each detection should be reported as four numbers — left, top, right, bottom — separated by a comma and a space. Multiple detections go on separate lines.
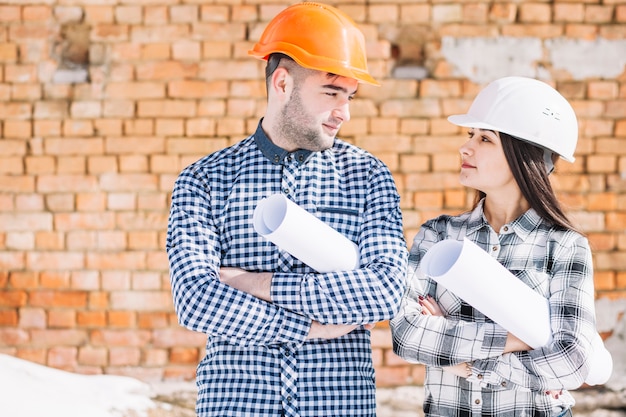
277, 71, 358, 152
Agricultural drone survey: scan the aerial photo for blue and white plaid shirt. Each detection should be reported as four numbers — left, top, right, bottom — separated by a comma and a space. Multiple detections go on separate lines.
167, 121, 408, 417
391, 200, 597, 417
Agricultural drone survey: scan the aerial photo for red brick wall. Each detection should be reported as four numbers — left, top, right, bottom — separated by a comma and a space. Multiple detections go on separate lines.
0, 1, 624, 385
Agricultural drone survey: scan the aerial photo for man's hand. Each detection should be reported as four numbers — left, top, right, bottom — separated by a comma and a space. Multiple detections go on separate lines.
306, 321, 357, 340
220, 267, 272, 302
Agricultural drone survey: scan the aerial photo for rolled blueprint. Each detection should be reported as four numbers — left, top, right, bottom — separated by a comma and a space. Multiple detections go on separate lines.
421, 237, 612, 386
253, 194, 360, 273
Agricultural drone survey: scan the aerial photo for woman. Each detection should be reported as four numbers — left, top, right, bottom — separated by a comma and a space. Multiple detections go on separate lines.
390, 76, 597, 417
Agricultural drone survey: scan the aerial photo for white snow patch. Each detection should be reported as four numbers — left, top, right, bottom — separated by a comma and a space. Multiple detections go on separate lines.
0, 354, 156, 417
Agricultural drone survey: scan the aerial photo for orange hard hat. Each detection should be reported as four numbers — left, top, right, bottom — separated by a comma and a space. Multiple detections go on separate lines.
248, 2, 379, 86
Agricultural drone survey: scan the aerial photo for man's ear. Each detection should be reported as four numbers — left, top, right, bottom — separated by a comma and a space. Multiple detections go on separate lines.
270, 66, 292, 99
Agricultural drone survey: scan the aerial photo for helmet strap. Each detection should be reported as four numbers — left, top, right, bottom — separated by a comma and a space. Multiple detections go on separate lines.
543, 149, 555, 175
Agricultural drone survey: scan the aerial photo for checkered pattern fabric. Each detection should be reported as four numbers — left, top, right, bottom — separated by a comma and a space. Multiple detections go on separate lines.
391, 200, 597, 417
167, 122, 408, 417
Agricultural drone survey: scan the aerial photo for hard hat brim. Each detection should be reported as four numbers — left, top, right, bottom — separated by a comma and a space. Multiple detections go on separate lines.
447, 114, 576, 163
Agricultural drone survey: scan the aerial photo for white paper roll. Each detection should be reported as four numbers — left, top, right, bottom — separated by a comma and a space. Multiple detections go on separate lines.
253, 194, 360, 273
421, 237, 612, 385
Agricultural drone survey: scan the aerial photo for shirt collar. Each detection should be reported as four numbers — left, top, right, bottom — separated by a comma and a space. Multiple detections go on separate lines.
465, 198, 543, 240
253, 120, 313, 165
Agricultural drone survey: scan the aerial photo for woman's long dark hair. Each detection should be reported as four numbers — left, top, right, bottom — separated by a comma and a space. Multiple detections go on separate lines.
473, 132, 581, 233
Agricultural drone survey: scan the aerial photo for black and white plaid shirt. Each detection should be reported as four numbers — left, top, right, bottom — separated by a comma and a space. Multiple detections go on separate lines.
391, 200, 597, 417
167, 121, 407, 417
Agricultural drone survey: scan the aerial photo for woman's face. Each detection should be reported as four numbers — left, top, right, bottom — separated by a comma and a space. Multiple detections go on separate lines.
276, 71, 358, 152
459, 129, 517, 194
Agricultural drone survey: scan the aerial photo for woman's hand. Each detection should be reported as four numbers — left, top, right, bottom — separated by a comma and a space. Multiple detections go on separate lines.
419, 295, 443, 316
419, 294, 472, 379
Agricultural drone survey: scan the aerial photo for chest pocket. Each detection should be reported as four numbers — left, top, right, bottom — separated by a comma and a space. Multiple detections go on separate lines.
508, 269, 551, 299
316, 206, 361, 243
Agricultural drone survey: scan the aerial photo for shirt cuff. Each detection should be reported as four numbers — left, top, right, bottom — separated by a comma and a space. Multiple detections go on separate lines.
271, 272, 304, 313
480, 323, 508, 357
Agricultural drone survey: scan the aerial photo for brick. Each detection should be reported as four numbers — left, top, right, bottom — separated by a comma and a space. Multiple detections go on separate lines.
137, 100, 196, 118
46, 193, 74, 212
23, 6, 52, 20
138, 312, 168, 329
77, 311, 107, 327
413, 191, 444, 209
108, 311, 135, 327
133, 24, 190, 43
92, 24, 129, 42
0, 291, 27, 308
584, 5, 614, 23
91, 329, 151, 347
169, 347, 199, 364
0, 328, 29, 345
48, 346, 78, 368
78, 346, 108, 366
12, 84, 41, 101
144, 348, 168, 366
152, 328, 206, 348
105, 82, 165, 99
0, 310, 18, 326
169, 80, 228, 99
18, 307, 46, 328
172, 41, 201, 60
137, 193, 167, 211
110, 347, 141, 366
381, 99, 441, 118
33, 101, 67, 119
587, 155, 617, 173
35, 232, 64, 250
36, 174, 94, 192
16, 348, 46, 365
0, 6, 20, 22
375, 366, 411, 388
119, 155, 149, 173
31, 329, 87, 346
57, 156, 85, 174
62, 120, 94, 136
502, 24, 563, 38
141, 43, 170, 60
109, 290, 172, 311
88, 156, 118, 174
199, 60, 258, 81
202, 41, 231, 59
99, 173, 158, 192
0, 156, 23, 174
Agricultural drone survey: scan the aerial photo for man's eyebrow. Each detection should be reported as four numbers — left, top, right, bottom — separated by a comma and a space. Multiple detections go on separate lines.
322, 83, 358, 96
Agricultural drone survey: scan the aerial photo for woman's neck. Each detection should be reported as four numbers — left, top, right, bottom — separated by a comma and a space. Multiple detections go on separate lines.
483, 193, 530, 232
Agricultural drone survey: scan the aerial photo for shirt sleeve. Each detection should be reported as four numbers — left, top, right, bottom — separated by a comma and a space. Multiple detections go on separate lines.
472, 234, 596, 391
390, 221, 509, 366
270, 164, 408, 325
166, 168, 311, 348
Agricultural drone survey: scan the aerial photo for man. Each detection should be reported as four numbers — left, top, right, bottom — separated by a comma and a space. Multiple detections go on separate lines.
166, 3, 408, 416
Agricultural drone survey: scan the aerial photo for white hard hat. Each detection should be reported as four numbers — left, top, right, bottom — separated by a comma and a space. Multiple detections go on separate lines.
448, 76, 578, 162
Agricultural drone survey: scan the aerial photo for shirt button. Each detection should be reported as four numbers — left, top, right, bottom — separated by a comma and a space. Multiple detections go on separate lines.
492, 246, 498, 251
282, 188, 290, 195
501, 381, 507, 387
284, 350, 290, 357
287, 396, 292, 402
503, 226, 509, 232
475, 399, 481, 405
477, 374, 483, 380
